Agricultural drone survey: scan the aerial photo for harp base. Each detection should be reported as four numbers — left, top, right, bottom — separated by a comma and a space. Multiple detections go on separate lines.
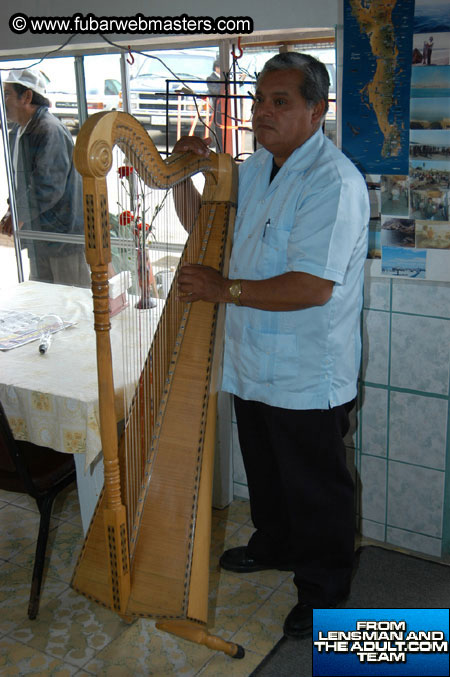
155, 619, 245, 659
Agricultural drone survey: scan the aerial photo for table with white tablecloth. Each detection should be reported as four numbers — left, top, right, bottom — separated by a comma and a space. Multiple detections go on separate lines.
0, 280, 162, 530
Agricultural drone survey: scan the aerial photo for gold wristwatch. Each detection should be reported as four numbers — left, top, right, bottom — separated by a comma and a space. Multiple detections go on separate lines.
229, 279, 242, 305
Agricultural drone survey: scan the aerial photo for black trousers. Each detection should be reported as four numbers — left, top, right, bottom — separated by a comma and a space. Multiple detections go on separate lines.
233, 396, 355, 606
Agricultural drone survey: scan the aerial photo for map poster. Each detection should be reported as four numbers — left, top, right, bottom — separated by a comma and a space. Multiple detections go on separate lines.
342, 0, 415, 175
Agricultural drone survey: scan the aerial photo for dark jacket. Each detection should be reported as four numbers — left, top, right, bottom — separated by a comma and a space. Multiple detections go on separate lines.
9, 106, 84, 254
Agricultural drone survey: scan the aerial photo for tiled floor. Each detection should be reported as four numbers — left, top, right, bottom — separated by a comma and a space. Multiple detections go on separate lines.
0, 486, 298, 676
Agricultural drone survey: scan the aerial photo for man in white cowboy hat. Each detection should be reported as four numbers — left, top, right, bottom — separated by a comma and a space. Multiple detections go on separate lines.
1, 68, 90, 286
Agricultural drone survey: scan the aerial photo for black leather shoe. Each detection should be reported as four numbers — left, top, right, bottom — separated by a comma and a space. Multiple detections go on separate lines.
219, 546, 293, 573
283, 603, 313, 638
283, 596, 348, 639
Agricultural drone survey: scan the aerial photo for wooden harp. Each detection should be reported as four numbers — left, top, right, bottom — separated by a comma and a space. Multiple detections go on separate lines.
71, 111, 242, 658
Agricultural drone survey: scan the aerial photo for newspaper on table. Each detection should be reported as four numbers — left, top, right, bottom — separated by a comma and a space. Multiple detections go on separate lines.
0, 310, 74, 350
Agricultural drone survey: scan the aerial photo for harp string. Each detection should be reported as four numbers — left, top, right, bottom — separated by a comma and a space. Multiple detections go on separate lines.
109, 141, 202, 539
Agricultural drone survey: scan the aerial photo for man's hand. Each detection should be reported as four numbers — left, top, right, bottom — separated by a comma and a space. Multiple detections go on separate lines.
0, 211, 13, 235
179, 267, 334, 311
172, 138, 211, 233
0, 211, 12, 235
173, 136, 212, 157
178, 263, 227, 303
0, 211, 23, 235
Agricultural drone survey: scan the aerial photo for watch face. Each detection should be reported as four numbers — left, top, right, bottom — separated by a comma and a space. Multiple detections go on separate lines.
230, 280, 242, 304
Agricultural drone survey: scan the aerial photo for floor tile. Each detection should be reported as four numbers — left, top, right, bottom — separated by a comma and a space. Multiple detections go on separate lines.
83, 618, 212, 676
278, 573, 297, 597
0, 492, 318, 676
210, 515, 243, 554
211, 523, 294, 591
210, 572, 269, 627
12, 519, 83, 584
52, 486, 83, 527
197, 647, 265, 676
9, 588, 127, 669
213, 498, 252, 526
0, 635, 78, 675
0, 490, 37, 511
232, 587, 295, 655
0, 503, 42, 559
0, 560, 68, 635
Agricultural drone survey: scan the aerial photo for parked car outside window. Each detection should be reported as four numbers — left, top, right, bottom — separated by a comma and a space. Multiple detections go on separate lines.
127, 48, 217, 132
41, 55, 122, 133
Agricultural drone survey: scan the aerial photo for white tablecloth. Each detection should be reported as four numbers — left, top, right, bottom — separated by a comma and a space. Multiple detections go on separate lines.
0, 281, 161, 467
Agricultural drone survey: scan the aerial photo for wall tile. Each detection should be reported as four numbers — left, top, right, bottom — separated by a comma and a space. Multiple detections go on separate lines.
344, 403, 358, 449
390, 314, 450, 395
232, 418, 249, 500
387, 461, 445, 538
360, 455, 387, 523
389, 392, 448, 470
233, 483, 250, 500
360, 386, 388, 457
386, 527, 442, 558
392, 279, 450, 318
364, 277, 391, 311
230, 395, 237, 424
346, 447, 357, 485
362, 310, 390, 385
231, 421, 247, 487
360, 519, 386, 542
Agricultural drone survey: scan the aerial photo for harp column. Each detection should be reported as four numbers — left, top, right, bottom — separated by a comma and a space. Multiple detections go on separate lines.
75, 130, 131, 614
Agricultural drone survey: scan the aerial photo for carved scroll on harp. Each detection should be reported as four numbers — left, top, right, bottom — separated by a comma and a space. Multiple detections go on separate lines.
71, 111, 243, 658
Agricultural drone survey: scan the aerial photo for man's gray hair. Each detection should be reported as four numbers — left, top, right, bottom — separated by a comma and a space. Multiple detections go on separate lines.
258, 52, 330, 115
10, 82, 51, 108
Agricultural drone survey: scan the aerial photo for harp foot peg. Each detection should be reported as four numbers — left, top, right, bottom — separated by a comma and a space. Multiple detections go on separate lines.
155, 619, 245, 659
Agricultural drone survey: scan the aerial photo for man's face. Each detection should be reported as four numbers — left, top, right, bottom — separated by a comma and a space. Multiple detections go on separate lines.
252, 69, 325, 166
3, 83, 28, 124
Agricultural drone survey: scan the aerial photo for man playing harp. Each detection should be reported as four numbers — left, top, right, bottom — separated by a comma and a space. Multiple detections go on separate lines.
177, 52, 369, 638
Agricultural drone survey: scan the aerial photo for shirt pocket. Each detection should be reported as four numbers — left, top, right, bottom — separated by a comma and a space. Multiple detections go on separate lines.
258, 221, 291, 277
243, 325, 299, 387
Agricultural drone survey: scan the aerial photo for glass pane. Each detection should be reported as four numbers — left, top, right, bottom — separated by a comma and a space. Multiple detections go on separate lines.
0, 131, 24, 286
0, 54, 124, 288
0, 57, 45, 287
128, 47, 219, 151
298, 46, 337, 144
189, 44, 337, 162
227, 47, 280, 161
231, 44, 337, 149
41, 53, 122, 134
1, 56, 89, 286
40, 57, 79, 133
84, 53, 122, 119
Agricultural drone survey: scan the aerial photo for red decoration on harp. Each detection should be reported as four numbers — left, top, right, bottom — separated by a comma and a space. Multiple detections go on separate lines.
118, 210, 133, 225
118, 165, 134, 178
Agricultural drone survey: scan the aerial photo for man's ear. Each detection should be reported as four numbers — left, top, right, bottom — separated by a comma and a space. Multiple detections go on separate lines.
311, 99, 326, 125
22, 88, 34, 105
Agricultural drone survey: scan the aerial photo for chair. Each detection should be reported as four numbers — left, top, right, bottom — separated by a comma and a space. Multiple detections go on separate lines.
0, 401, 77, 619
